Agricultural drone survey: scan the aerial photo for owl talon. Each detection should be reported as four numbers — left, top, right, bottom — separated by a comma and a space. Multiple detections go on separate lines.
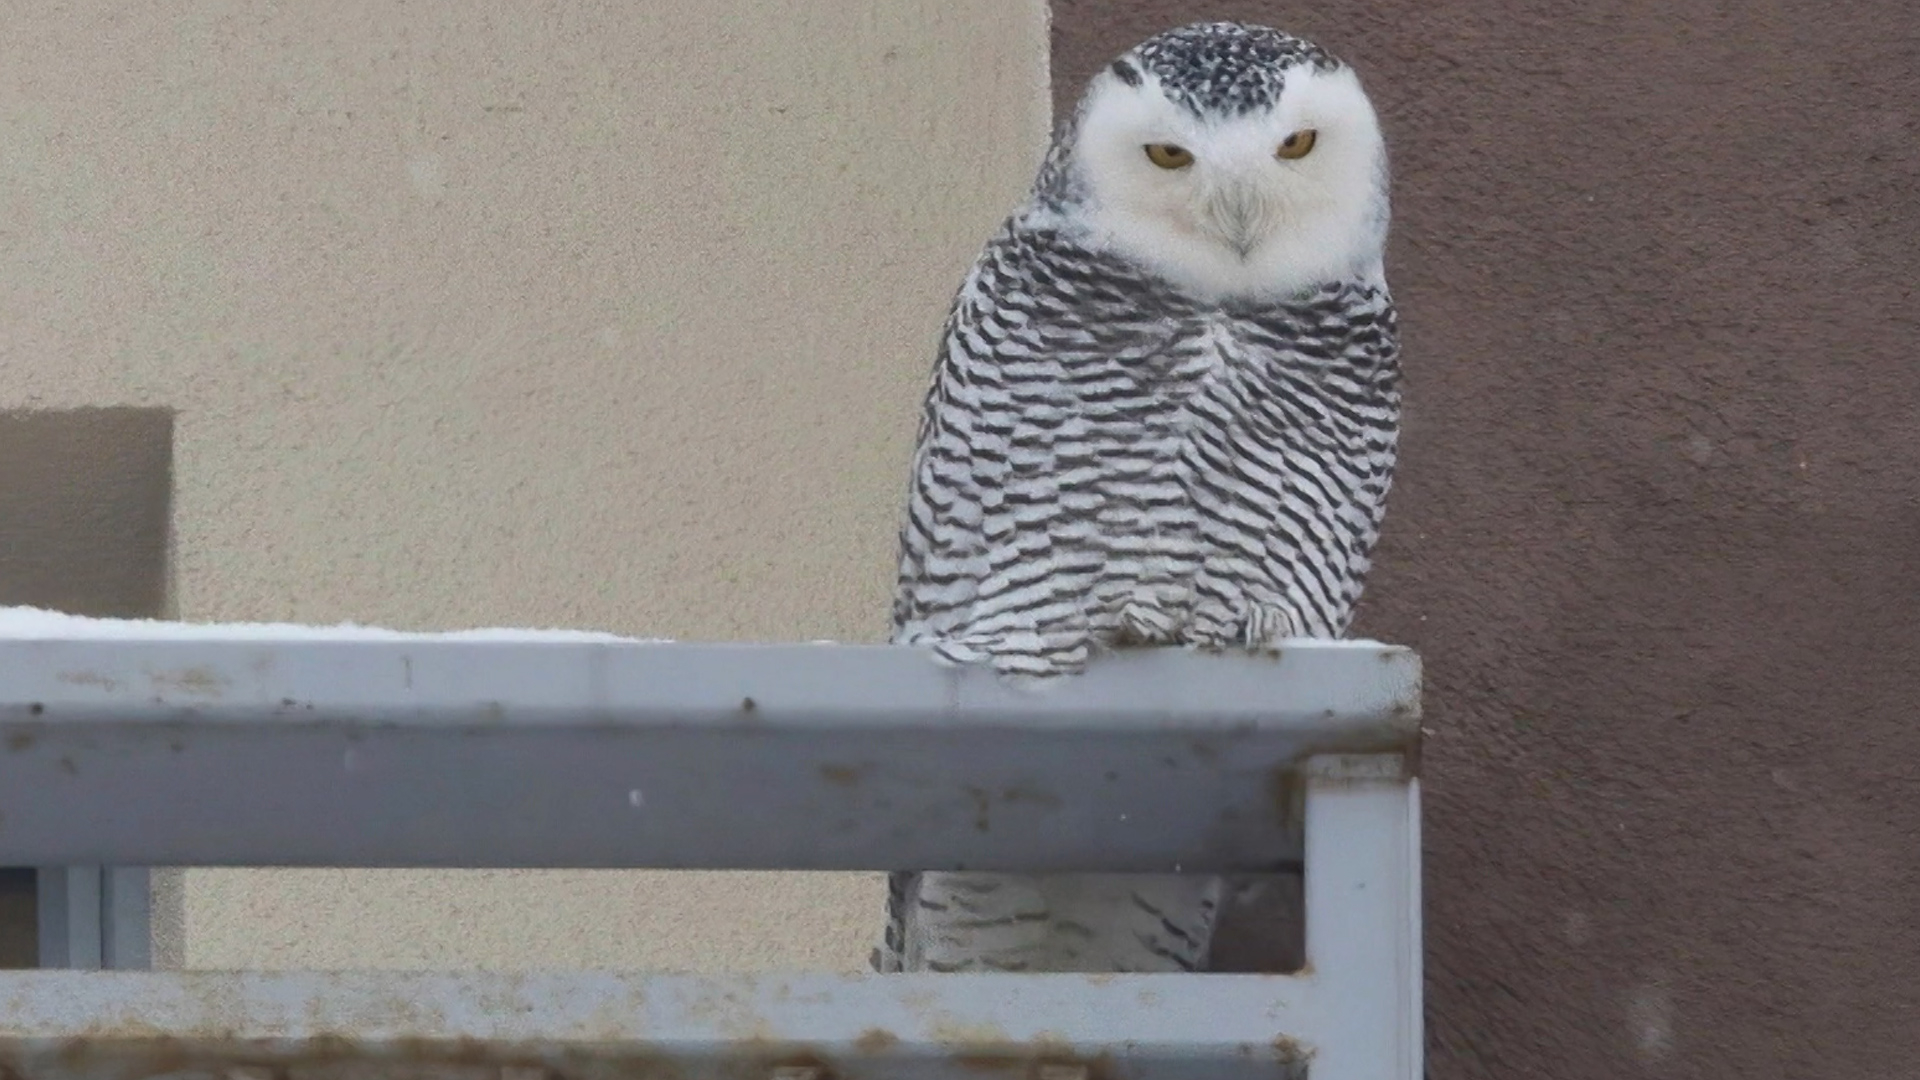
1185, 602, 1301, 652
1240, 604, 1301, 649
1116, 600, 1182, 645
926, 639, 988, 667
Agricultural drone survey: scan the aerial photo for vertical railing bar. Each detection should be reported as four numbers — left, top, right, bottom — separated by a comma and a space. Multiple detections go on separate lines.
101, 867, 152, 970
34, 866, 97, 969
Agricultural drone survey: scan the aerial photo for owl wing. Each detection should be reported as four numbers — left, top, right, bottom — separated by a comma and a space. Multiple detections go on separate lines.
888, 221, 1118, 675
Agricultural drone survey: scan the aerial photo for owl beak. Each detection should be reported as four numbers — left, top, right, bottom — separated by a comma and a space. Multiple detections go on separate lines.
1204, 182, 1270, 260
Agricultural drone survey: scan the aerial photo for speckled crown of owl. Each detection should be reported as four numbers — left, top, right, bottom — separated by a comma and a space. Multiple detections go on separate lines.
1039, 22, 1353, 196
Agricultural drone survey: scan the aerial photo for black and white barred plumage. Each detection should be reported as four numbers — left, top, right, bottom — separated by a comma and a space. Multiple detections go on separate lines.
877, 21, 1400, 974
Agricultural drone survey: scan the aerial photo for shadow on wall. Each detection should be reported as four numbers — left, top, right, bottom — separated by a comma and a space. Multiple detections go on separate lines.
0, 407, 174, 619
0, 870, 32, 968
0, 406, 176, 967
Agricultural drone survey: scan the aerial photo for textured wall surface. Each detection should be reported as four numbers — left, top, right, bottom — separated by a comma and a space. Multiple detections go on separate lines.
1053, 2, 1920, 1075
0, 1, 1049, 972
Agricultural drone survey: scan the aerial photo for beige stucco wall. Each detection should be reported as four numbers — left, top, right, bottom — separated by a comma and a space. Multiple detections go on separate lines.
0, 2, 1049, 971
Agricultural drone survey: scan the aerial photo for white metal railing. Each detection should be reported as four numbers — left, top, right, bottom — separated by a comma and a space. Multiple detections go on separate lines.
0, 615, 1422, 1079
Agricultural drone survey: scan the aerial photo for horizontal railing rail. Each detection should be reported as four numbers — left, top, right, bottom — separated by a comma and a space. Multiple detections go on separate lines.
0, 622, 1423, 1079
0, 637, 1419, 872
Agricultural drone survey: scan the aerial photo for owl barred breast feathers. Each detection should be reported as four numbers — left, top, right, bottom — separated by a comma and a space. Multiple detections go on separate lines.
879, 22, 1400, 973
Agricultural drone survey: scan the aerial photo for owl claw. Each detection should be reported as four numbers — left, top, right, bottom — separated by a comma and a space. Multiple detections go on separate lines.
926, 638, 988, 667
1185, 601, 1302, 653
1116, 600, 1182, 645
1240, 604, 1300, 649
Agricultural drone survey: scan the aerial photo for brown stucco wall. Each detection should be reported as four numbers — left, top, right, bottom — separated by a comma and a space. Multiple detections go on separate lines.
1055, 2, 1920, 1075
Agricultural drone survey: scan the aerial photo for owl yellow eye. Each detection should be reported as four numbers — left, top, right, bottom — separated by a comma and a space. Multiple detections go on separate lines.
1275, 129, 1318, 160
1143, 143, 1194, 169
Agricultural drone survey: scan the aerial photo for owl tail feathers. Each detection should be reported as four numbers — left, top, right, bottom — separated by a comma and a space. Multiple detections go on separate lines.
878, 871, 1224, 974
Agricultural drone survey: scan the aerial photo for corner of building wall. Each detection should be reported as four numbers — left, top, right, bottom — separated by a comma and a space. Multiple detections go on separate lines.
151, 412, 187, 972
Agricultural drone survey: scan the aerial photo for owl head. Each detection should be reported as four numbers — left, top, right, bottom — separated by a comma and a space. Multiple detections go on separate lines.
1046, 22, 1392, 300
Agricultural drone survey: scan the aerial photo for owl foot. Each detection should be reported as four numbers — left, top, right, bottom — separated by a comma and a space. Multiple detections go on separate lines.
1239, 604, 1302, 649
1187, 601, 1302, 654
923, 638, 988, 668
1114, 599, 1183, 646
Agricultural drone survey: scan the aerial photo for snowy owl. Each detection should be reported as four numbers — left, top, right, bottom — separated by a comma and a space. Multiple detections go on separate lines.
879, 21, 1399, 974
